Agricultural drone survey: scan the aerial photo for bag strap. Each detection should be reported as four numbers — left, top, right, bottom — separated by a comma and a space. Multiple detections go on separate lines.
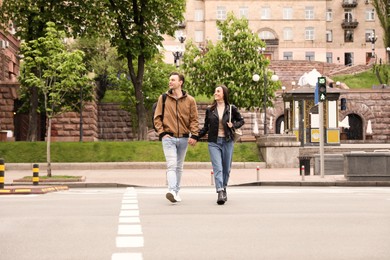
229, 105, 232, 123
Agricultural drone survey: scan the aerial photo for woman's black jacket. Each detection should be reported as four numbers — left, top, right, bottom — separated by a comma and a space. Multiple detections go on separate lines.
199, 104, 245, 143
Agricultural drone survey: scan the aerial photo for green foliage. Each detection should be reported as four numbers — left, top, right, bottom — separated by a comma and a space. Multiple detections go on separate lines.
18, 22, 93, 117
0, 0, 91, 40
332, 66, 389, 89
183, 13, 280, 110
0, 141, 261, 163
371, 0, 390, 52
373, 63, 389, 86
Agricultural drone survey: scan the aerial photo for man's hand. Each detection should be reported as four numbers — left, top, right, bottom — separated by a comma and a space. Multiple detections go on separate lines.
188, 138, 197, 146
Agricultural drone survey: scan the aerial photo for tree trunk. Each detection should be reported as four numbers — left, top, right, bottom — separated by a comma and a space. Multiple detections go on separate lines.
127, 55, 148, 140
27, 86, 39, 141
46, 117, 52, 177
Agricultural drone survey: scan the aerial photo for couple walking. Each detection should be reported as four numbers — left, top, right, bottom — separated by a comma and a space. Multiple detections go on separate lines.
154, 72, 245, 205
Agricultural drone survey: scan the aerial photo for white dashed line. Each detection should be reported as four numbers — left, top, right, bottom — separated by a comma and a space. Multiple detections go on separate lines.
121, 204, 139, 210
112, 187, 144, 259
118, 224, 143, 235
112, 253, 143, 260
116, 236, 144, 248
119, 217, 140, 223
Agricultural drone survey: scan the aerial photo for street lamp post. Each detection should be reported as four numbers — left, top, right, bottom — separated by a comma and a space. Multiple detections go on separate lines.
387, 47, 390, 64
368, 31, 378, 58
172, 34, 186, 67
252, 71, 279, 135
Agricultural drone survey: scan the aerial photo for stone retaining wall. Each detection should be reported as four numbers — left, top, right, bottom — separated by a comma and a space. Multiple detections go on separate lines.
1, 87, 390, 142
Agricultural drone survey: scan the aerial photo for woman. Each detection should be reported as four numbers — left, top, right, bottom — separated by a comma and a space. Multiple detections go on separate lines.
199, 85, 245, 205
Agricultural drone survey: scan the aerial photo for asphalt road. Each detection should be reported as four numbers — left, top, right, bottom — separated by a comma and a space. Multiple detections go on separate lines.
1, 187, 390, 260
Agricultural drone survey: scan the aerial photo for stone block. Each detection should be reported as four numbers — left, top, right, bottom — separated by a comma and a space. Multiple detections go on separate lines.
314, 154, 344, 175
344, 152, 390, 181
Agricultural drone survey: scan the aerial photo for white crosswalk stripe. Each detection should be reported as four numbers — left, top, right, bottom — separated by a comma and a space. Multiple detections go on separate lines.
112, 187, 144, 259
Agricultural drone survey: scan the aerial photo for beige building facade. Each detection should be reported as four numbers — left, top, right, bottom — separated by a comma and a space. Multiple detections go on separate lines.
164, 0, 387, 67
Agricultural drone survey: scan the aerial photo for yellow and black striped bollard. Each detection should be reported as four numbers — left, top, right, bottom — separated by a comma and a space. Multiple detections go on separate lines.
33, 164, 39, 185
0, 158, 4, 189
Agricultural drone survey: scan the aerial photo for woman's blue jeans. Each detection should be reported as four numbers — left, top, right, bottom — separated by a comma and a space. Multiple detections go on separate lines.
208, 137, 234, 192
162, 136, 189, 193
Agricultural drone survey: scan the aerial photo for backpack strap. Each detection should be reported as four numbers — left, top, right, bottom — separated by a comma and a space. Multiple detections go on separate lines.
161, 93, 167, 120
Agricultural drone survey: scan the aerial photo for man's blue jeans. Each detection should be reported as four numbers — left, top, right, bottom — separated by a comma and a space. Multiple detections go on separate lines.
162, 136, 189, 193
208, 137, 234, 192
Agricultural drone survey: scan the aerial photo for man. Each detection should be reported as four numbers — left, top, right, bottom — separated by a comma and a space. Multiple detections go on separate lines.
154, 72, 199, 203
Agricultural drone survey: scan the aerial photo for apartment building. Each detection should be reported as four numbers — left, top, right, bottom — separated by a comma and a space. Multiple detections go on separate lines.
0, 0, 19, 83
164, 0, 387, 67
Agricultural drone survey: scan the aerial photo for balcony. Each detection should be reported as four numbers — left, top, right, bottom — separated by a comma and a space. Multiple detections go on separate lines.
341, 19, 359, 29
342, 0, 358, 8
264, 38, 279, 46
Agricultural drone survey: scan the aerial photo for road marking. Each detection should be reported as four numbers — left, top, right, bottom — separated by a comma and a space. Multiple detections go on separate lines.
112, 253, 142, 260
122, 199, 138, 203
119, 217, 140, 223
0, 194, 39, 198
118, 224, 143, 235
119, 210, 139, 217
121, 204, 138, 210
113, 187, 144, 259
116, 236, 144, 248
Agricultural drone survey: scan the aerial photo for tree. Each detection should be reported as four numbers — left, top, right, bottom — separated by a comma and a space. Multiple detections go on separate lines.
182, 13, 280, 110
89, 0, 186, 140
0, 0, 96, 141
371, 0, 390, 86
71, 37, 176, 134
18, 22, 93, 176
1, 0, 187, 140
371, 0, 390, 58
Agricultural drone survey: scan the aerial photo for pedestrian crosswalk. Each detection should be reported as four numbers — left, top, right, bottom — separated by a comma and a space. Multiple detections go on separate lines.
112, 187, 144, 260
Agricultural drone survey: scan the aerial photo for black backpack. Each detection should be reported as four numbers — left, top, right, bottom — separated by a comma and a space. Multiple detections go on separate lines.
152, 93, 167, 132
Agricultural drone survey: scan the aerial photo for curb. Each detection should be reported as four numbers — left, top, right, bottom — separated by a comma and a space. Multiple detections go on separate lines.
4, 162, 266, 171
4, 181, 390, 192
0, 185, 69, 195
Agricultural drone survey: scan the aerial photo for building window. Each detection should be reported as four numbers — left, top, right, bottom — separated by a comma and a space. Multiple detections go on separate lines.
283, 7, 293, 19
217, 6, 227, 20
195, 9, 204, 22
365, 9, 375, 21
261, 7, 271, 20
240, 6, 249, 19
326, 52, 333, 63
283, 52, 293, 60
344, 9, 353, 22
305, 27, 314, 40
305, 7, 314, 20
345, 30, 354, 42
194, 30, 204, 43
305, 52, 315, 61
283, 27, 293, 41
326, 9, 332, 21
326, 30, 333, 42
258, 30, 275, 40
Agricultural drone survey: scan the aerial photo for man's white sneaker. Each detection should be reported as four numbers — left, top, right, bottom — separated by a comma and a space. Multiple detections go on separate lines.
166, 191, 177, 203
175, 193, 182, 202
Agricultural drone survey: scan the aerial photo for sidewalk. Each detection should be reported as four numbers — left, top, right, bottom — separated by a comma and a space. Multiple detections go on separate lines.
2, 162, 389, 194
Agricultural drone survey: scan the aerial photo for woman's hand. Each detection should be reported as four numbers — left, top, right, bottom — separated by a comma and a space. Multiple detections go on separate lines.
227, 122, 233, 128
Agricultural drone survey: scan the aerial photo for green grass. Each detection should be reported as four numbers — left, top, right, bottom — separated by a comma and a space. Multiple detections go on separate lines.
0, 141, 261, 163
331, 68, 386, 89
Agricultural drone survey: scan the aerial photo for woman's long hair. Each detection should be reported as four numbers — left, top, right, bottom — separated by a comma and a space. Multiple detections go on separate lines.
210, 85, 230, 111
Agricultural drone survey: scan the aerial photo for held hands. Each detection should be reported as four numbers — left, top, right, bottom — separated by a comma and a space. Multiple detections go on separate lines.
188, 138, 197, 146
